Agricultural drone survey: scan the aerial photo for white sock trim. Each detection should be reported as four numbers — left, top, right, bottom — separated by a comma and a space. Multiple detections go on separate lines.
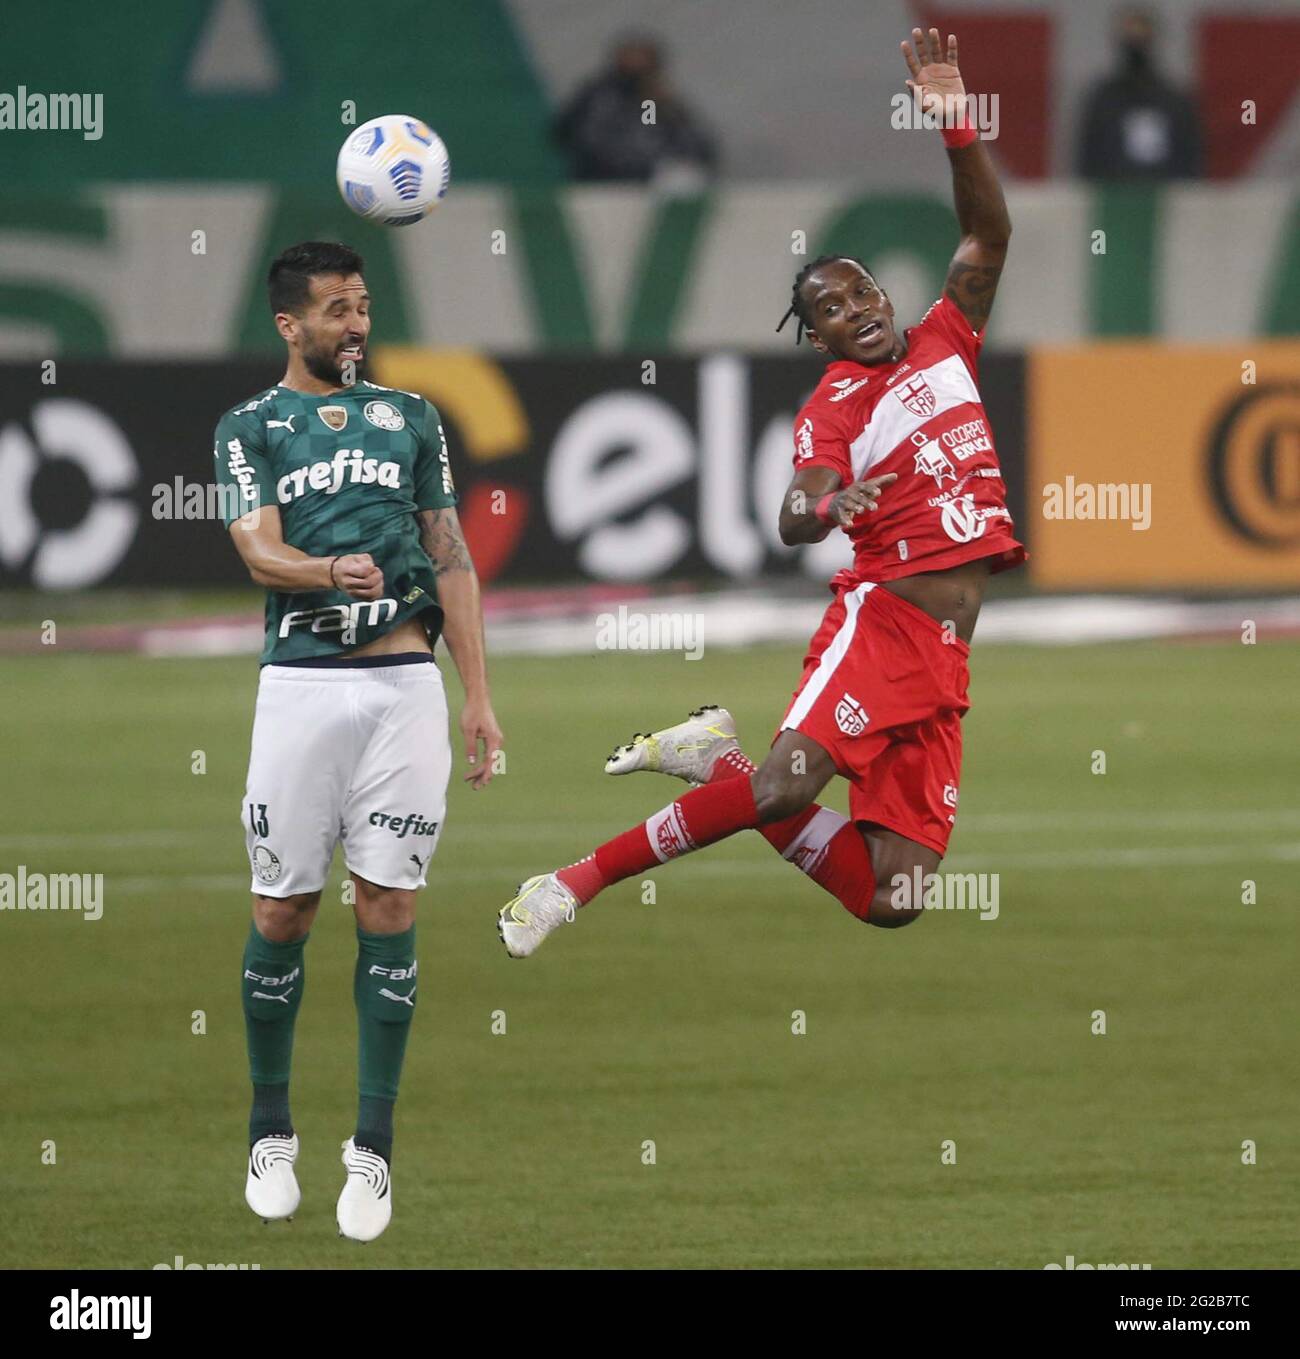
782, 806, 850, 867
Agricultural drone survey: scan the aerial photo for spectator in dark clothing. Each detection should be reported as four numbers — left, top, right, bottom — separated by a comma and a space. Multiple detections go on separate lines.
1076, 6, 1203, 180
553, 34, 717, 185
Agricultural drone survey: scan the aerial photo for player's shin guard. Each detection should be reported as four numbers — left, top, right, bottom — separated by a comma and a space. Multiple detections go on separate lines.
557, 776, 761, 905
708, 749, 875, 920
242, 924, 307, 1141
353, 925, 417, 1163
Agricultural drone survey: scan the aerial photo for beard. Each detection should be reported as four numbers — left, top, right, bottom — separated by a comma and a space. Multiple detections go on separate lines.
301, 330, 365, 387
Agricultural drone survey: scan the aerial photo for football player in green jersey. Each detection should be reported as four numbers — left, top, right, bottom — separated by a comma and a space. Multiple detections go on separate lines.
213, 241, 503, 1242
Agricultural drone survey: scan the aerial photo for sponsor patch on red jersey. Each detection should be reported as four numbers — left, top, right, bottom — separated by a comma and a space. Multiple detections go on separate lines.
792, 296, 1025, 583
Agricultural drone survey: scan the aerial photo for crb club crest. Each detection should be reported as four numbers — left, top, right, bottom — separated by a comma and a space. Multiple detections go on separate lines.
895, 375, 937, 418
317, 405, 348, 432
834, 692, 870, 737
913, 439, 955, 486
650, 804, 695, 859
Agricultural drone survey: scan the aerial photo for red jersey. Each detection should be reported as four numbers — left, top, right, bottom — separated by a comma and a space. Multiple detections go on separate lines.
792, 295, 1025, 585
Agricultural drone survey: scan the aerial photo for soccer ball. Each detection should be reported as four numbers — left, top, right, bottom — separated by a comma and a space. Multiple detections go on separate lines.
336, 115, 450, 227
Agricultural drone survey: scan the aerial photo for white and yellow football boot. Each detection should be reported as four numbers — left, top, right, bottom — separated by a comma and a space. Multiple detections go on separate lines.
603, 704, 740, 784
497, 873, 578, 959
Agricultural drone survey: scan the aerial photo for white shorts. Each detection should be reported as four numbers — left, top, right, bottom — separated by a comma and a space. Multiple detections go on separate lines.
241, 660, 451, 898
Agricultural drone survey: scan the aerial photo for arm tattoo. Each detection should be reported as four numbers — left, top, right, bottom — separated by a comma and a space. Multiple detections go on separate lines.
944, 144, 1010, 331
944, 259, 1002, 332
419, 508, 473, 576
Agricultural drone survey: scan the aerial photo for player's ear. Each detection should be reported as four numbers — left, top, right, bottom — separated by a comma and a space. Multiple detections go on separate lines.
805, 328, 828, 355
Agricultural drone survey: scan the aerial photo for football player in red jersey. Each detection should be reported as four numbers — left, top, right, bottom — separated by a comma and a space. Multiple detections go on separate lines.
498, 28, 1025, 957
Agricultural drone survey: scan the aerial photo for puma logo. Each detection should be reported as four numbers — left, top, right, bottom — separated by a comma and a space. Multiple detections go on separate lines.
266, 416, 296, 432
409, 853, 429, 872
379, 986, 416, 1007
252, 987, 294, 1004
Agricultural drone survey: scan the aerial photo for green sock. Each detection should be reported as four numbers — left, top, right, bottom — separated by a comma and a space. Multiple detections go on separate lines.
242, 923, 307, 1142
354, 924, 417, 1162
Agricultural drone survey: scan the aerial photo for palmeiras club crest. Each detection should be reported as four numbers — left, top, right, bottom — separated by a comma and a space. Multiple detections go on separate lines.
364, 400, 405, 431
251, 844, 283, 885
895, 374, 937, 417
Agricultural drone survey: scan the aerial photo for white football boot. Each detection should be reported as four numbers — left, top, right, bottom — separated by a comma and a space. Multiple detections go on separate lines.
497, 872, 578, 958
245, 1133, 300, 1222
604, 704, 741, 784
336, 1138, 392, 1242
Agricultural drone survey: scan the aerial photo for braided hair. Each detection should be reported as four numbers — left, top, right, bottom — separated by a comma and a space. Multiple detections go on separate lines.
775, 254, 876, 345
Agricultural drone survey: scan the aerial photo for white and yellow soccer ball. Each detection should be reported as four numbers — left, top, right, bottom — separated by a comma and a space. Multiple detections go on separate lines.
336, 115, 450, 226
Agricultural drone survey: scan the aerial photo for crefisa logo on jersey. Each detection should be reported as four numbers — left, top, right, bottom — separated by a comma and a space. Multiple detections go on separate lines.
835, 692, 870, 736
276, 449, 402, 504
364, 400, 405, 432
895, 375, 937, 418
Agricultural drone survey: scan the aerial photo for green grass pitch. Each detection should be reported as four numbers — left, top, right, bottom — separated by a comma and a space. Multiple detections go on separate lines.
1, 637, 1296, 1269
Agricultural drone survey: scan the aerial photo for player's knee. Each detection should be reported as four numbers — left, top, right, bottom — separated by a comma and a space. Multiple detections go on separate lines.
751, 771, 814, 824
864, 879, 923, 929
352, 875, 417, 933
253, 892, 319, 942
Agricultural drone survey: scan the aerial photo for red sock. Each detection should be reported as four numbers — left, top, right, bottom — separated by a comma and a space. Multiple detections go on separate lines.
557, 776, 760, 905
801, 821, 877, 919
709, 749, 876, 920
707, 749, 819, 852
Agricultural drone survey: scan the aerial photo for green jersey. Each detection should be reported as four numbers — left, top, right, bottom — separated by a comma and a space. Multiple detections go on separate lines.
212, 381, 457, 665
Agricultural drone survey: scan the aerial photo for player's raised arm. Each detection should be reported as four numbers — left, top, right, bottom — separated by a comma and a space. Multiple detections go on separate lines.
416, 506, 503, 789
902, 27, 1011, 332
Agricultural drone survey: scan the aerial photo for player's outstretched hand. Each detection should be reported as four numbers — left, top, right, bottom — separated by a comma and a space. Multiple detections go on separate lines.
831, 472, 897, 527
901, 26, 966, 119
460, 697, 503, 790
334, 552, 385, 600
